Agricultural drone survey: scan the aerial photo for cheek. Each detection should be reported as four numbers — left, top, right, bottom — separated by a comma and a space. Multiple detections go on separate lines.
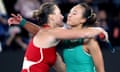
72, 17, 81, 24
55, 16, 62, 23
58, 15, 63, 21
53, 16, 59, 22
73, 20, 80, 25
55, 17, 60, 22
68, 20, 77, 25
52, 16, 56, 21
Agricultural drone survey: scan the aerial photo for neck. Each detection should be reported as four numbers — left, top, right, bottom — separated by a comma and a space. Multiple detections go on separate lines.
71, 23, 83, 30
47, 21, 57, 28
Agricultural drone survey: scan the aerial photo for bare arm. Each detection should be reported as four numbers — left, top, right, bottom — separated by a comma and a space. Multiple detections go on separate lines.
50, 28, 107, 40
23, 21, 40, 35
8, 14, 108, 40
87, 39, 105, 72
53, 52, 66, 72
8, 14, 40, 35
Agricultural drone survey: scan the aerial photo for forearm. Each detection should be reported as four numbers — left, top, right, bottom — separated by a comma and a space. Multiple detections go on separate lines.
53, 52, 66, 72
82, 29, 101, 38
23, 21, 40, 35
96, 67, 105, 72
53, 64, 66, 72
51, 28, 105, 40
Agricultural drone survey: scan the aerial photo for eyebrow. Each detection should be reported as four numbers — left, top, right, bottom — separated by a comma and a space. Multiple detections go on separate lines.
73, 10, 77, 12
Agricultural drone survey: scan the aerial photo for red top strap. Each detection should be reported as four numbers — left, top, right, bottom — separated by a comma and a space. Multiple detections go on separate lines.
43, 24, 50, 28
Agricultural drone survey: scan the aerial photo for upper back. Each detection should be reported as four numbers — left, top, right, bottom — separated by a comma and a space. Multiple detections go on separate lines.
33, 28, 60, 48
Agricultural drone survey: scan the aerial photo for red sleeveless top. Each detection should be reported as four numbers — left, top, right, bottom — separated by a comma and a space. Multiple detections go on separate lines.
21, 24, 57, 72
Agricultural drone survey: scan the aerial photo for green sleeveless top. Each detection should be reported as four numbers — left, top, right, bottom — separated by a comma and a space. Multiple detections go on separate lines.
63, 39, 96, 72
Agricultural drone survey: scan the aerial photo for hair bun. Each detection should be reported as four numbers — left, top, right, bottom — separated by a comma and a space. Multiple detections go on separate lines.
87, 13, 97, 25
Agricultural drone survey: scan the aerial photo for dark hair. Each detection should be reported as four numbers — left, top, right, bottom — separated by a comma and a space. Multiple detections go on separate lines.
33, 2, 56, 26
78, 3, 97, 27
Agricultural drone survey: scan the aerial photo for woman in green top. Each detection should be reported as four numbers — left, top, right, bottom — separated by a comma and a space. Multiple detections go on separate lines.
8, 3, 105, 72
62, 3, 105, 72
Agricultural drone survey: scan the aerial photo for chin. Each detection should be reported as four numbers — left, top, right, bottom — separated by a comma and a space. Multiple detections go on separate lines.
67, 23, 72, 25
67, 21, 72, 24
58, 23, 63, 27
67, 22, 70, 24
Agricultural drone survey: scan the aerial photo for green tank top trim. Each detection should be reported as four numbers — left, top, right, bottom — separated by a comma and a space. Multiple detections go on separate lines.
62, 39, 84, 49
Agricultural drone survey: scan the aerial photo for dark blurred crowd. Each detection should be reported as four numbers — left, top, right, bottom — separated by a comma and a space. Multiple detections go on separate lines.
0, 0, 120, 53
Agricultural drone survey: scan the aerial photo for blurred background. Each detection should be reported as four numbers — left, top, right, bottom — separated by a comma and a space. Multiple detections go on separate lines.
0, 0, 120, 72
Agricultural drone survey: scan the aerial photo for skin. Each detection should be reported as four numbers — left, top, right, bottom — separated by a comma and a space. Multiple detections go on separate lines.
8, 4, 106, 72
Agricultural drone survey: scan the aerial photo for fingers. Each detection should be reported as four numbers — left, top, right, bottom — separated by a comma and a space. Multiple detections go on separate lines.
11, 13, 17, 18
11, 13, 22, 20
99, 29, 109, 42
103, 31, 109, 42
17, 14, 21, 17
11, 13, 22, 22
17, 14, 22, 20
11, 14, 19, 21
8, 18, 14, 26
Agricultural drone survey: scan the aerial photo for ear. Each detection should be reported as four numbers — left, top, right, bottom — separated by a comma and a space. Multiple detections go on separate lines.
48, 14, 54, 21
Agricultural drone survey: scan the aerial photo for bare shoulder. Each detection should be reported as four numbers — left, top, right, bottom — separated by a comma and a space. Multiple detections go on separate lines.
85, 38, 99, 49
48, 27, 65, 32
47, 27, 66, 35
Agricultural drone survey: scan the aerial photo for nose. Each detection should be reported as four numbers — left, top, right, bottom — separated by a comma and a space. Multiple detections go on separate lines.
67, 13, 72, 20
68, 13, 72, 18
